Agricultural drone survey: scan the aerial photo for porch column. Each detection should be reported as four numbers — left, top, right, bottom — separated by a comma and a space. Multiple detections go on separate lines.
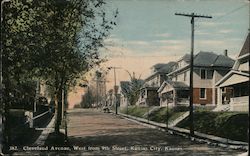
217, 87, 222, 106
173, 90, 176, 106
212, 87, 216, 105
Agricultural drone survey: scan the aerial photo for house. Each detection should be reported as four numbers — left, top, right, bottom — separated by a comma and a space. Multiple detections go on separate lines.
215, 33, 249, 112
137, 62, 177, 106
119, 81, 130, 108
158, 51, 234, 107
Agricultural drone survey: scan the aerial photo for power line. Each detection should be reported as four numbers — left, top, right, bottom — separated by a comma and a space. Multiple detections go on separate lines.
213, 4, 247, 21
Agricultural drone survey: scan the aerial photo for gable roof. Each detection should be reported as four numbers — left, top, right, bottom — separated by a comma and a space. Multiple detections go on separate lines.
194, 51, 234, 67
215, 70, 249, 87
239, 33, 249, 57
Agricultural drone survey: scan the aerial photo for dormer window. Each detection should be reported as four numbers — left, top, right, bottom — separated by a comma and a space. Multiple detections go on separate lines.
200, 69, 206, 79
200, 69, 213, 79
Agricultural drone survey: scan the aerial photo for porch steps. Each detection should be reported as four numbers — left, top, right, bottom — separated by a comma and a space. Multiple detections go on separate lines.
168, 111, 189, 127
212, 105, 230, 112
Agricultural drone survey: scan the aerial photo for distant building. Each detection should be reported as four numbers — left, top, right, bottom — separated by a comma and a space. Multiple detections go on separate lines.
158, 51, 234, 107
216, 33, 249, 111
137, 62, 176, 106
106, 89, 115, 107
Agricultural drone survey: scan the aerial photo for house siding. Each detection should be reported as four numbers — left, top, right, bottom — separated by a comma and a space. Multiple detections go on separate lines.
193, 88, 213, 105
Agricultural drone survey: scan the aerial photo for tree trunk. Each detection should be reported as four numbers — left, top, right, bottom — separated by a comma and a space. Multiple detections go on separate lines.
55, 87, 63, 134
54, 76, 64, 135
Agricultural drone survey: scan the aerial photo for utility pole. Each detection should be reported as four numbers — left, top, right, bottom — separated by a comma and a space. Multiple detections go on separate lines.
108, 67, 121, 115
175, 13, 212, 136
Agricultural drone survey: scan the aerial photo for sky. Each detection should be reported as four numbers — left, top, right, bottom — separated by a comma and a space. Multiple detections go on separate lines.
68, 0, 249, 108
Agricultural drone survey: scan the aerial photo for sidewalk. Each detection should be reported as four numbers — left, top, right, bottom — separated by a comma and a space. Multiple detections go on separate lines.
33, 115, 56, 146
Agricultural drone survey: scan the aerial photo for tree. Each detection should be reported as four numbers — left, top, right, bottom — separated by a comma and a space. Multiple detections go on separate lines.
3, 0, 117, 135
122, 72, 144, 106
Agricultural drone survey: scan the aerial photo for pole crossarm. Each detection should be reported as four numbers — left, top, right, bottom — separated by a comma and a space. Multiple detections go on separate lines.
175, 13, 212, 19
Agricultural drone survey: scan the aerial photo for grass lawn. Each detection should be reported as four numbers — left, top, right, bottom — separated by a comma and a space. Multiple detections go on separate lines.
120, 106, 188, 124
177, 111, 248, 142
120, 106, 150, 118
148, 107, 188, 123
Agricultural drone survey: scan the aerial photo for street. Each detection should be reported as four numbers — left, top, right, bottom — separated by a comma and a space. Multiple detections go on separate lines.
10, 108, 247, 155
65, 109, 245, 155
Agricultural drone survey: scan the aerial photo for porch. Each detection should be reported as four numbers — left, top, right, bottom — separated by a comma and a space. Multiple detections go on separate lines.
159, 88, 189, 107
138, 87, 159, 106
230, 96, 249, 112
217, 81, 249, 112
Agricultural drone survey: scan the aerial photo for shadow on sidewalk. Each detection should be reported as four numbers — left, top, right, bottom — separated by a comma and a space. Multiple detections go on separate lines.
44, 132, 69, 146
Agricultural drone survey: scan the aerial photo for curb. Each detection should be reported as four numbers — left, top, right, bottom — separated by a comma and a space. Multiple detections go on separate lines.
111, 111, 248, 150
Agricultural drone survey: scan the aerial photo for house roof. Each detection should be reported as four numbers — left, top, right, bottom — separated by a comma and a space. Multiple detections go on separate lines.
182, 54, 191, 62
167, 81, 189, 88
168, 51, 234, 76
194, 51, 234, 67
145, 62, 177, 81
158, 62, 177, 73
140, 86, 159, 91
151, 63, 166, 71
239, 33, 249, 57
158, 80, 189, 93
212, 54, 235, 67
151, 62, 177, 73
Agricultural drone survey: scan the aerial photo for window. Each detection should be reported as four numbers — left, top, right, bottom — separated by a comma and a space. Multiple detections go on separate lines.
200, 88, 206, 99
207, 70, 213, 79
200, 69, 206, 79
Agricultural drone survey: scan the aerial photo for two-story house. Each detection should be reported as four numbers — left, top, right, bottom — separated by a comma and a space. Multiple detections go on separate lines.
216, 33, 249, 111
137, 62, 176, 106
158, 51, 234, 107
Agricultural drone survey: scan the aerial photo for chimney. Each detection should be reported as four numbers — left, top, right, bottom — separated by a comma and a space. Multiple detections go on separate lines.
224, 49, 228, 56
